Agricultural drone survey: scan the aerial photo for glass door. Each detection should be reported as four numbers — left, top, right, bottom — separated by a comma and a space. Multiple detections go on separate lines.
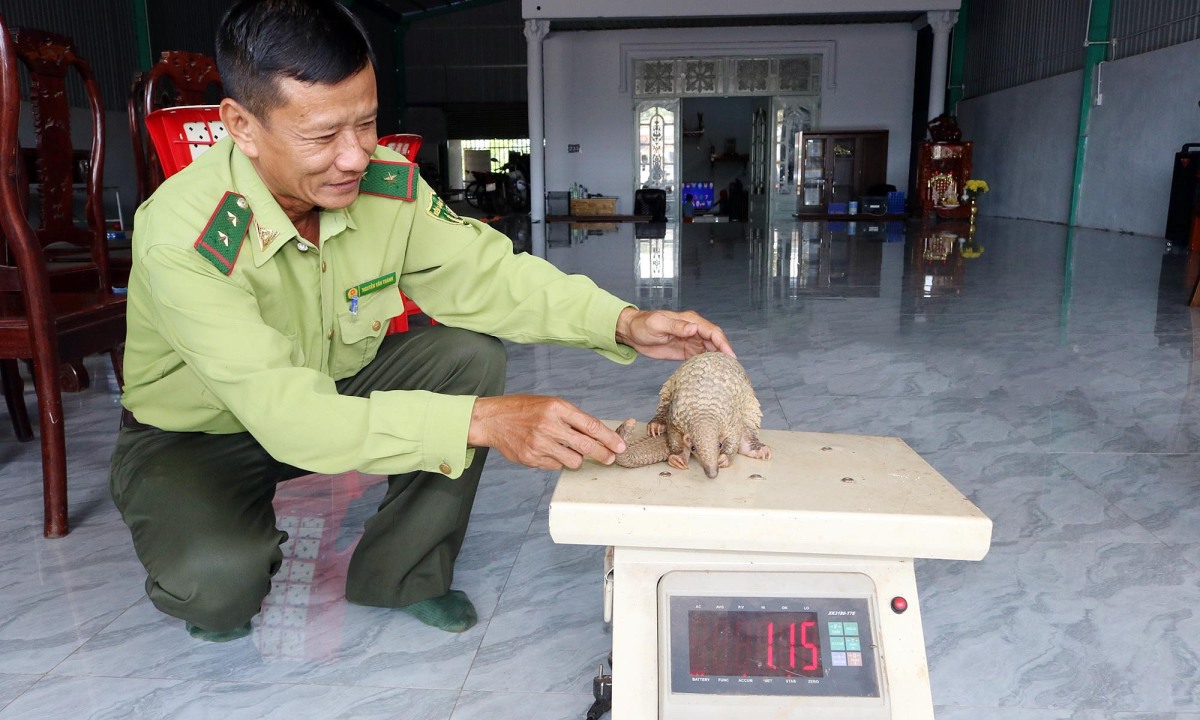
797, 133, 827, 213
830, 137, 856, 206
772, 97, 816, 223
635, 100, 679, 218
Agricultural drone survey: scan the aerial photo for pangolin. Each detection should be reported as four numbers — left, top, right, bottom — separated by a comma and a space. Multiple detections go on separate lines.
614, 352, 771, 478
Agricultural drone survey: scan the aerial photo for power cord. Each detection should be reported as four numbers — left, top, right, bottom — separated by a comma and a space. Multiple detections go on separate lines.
585, 663, 612, 720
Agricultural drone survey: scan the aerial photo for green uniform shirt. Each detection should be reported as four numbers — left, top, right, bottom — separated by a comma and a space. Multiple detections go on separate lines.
121, 138, 635, 478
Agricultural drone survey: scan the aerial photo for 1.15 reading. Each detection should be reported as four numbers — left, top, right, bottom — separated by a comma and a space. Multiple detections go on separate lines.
688, 610, 822, 678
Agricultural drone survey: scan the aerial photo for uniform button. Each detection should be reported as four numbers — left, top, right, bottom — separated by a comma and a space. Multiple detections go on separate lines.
296, 241, 308, 252
321, 261, 327, 272
327, 327, 334, 339
439, 463, 452, 475
371, 319, 382, 331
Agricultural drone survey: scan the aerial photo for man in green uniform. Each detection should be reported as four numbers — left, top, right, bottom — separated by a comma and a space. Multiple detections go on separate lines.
110, 0, 735, 642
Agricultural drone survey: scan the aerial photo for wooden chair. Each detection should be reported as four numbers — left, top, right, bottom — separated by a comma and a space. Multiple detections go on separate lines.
0, 18, 128, 538
129, 51, 222, 206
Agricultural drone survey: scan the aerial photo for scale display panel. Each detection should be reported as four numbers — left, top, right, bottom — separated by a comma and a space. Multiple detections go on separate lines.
658, 570, 889, 718
668, 595, 879, 697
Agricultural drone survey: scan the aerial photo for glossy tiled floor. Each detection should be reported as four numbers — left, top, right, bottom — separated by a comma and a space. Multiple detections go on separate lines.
2, 215, 1199, 719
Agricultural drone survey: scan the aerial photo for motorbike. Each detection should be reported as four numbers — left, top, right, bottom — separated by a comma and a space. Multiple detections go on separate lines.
464, 151, 531, 215
464, 166, 510, 215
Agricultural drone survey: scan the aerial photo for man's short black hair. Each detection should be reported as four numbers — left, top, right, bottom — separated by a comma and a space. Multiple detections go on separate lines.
216, 0, 376, 119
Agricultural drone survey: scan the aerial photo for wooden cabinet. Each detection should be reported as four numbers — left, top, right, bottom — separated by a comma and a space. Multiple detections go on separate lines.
916, 141, 973, 220
796, 130, 888, 214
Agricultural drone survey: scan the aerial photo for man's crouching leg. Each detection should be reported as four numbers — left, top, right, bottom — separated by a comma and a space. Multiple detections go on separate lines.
110, 428, 289, 641
340, 326, 507, 632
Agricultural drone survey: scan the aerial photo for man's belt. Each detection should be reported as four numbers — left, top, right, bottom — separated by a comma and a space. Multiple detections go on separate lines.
120, 408, 156, 431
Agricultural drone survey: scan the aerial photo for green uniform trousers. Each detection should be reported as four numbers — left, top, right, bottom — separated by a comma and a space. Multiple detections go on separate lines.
109, 325, 507, 632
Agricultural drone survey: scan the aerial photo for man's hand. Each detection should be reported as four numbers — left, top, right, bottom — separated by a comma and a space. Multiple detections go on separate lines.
468, 395, 627, 470
615, 307, 735, 360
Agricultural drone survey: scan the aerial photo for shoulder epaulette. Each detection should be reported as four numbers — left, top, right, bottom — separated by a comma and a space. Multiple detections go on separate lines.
360, 159, 419, 201
194, 191, 251, 275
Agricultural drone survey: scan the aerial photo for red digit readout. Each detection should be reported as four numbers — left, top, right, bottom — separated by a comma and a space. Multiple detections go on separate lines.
688, 611, 823, 678
800, 620, 819, 671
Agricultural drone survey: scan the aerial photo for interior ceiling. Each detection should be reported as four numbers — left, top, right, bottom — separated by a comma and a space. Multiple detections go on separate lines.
356, 1, 922, 28
548, 12, 926, 32
354, 0, 512, 22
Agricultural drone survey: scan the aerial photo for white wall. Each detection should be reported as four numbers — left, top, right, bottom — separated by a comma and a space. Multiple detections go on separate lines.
957, 37, 1200, 237
542, 23, 918, 214
955, 72, 1080, 226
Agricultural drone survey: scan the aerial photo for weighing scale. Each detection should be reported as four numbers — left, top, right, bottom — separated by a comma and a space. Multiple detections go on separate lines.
548, 427, 992, 720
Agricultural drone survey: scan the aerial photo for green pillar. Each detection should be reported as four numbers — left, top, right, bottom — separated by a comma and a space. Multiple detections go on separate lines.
132, 0, 153, 70
1067, 0, 1114, 229
947, 0, 970, 114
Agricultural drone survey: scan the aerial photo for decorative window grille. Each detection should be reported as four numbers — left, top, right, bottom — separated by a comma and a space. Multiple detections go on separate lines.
683, 60, 719, 94
735, 59, 770, 92
633, 55, 822, 98
636, 61, 677, 96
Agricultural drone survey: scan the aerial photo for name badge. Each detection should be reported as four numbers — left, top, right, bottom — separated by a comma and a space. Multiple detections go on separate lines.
346, 272, 398, 302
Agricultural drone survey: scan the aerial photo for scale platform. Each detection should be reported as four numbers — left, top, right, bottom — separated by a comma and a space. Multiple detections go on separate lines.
549, 426, 992, 720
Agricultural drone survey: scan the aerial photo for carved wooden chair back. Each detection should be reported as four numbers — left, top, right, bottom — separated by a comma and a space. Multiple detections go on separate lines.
2, 24, 111, 290
0, 16, 127, 538
129, 51, 222, 204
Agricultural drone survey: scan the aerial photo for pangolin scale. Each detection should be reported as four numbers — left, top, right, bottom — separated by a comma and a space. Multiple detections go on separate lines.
614, 352, 771, 478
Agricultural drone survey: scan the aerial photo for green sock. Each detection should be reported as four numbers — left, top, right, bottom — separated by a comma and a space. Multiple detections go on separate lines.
401, 590, 478, 633
185, 621, 253, 642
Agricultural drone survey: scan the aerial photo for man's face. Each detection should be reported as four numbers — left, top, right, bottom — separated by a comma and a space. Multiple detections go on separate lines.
233, 64, 379, 220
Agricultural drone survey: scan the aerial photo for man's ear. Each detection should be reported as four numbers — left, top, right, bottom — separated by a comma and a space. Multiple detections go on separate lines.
220, 98, 261, 159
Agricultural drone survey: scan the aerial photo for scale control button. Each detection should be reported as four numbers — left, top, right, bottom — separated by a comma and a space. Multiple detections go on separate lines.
847, 652, 863, 667
891, 597, 909, 614
831, 652, 847, 667
844, 622, 859, 637
830, 637, 846, 651
828, 622, 844, 636
845, 637, 861, 652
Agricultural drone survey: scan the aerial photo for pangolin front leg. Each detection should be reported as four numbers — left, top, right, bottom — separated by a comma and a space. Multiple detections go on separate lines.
738, 428, 772, 460
667, 427, 691, 471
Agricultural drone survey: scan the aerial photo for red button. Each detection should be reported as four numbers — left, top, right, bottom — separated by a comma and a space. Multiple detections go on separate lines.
891, 597, 908, 614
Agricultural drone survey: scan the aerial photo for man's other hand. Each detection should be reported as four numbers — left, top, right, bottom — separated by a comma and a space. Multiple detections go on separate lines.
468, 395, 627, 470
614, 307, 735, 360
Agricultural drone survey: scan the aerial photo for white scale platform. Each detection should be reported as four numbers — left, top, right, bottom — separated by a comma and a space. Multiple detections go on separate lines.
549, 426, 992, 720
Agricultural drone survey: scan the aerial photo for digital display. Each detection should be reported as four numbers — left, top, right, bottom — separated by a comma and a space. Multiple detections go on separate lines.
666, 592, 880, 698
680, 181, 715, 209
688, 610, 822, 678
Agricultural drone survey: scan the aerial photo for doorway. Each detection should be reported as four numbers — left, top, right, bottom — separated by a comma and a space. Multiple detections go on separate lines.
634, 95, 818, 222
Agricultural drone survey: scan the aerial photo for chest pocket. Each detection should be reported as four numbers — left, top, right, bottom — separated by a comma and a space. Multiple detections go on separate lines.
330, 288, 407, 379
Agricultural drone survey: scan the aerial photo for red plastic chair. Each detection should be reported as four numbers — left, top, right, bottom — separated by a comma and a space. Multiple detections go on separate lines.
378, 133, 422, 162
143, 105, 226, 179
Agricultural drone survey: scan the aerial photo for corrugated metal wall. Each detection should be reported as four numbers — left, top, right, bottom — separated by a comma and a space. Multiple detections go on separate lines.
963, 0, 1200, 99
962, 0, 1089, 99
2, 0, 139, 112
1111, 0, 1200, 60
403, 0, 526, 106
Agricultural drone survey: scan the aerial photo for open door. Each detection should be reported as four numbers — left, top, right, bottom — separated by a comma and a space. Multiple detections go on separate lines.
769, 97, 817, 224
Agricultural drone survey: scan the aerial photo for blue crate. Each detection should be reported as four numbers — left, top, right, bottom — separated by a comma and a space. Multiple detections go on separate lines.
886, 191, 906, 214
829, 202, 848, 214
